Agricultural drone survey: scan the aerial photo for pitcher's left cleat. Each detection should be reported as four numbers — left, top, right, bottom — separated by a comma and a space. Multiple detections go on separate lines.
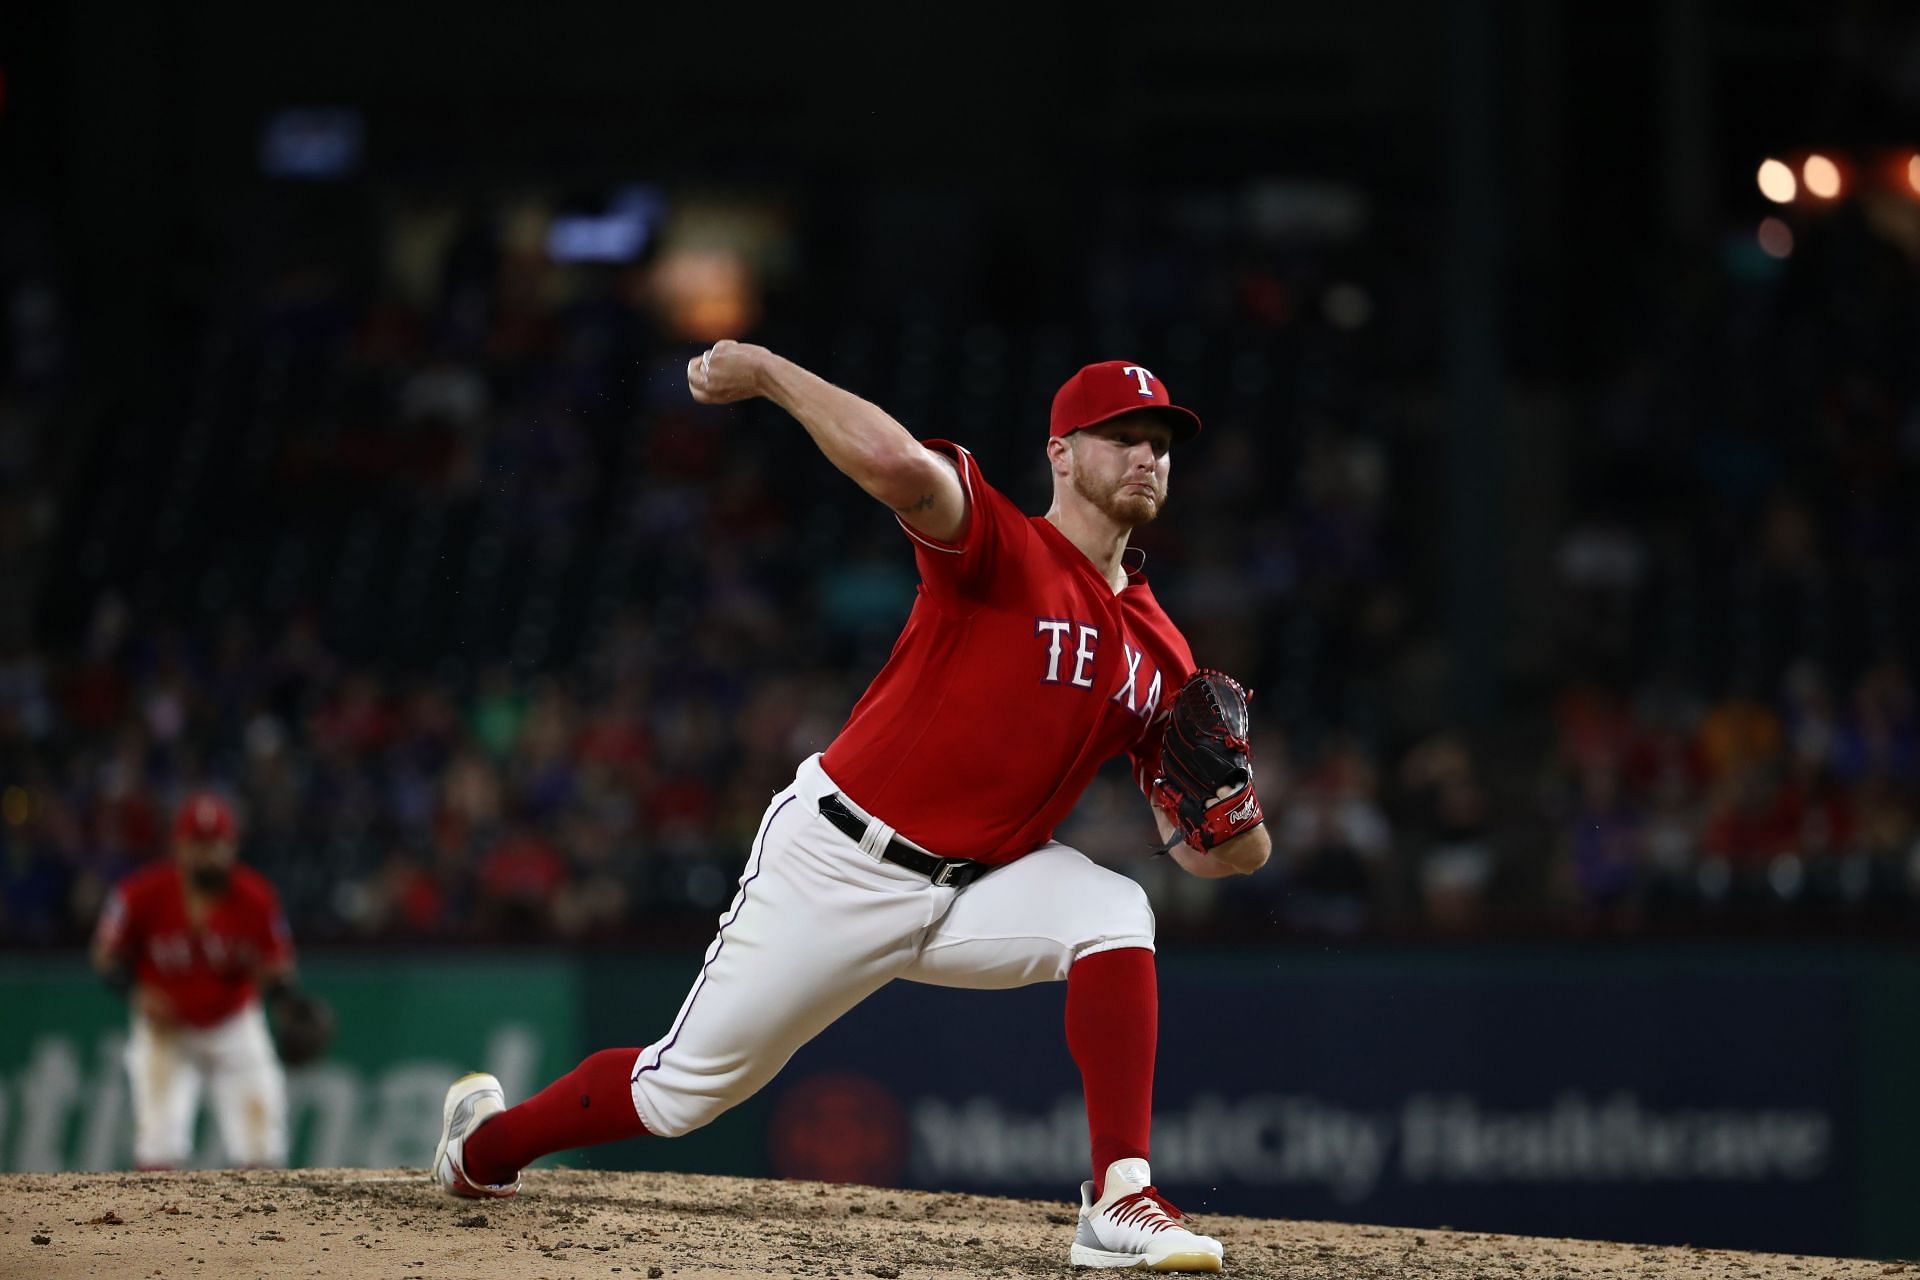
431, 1072, 521, 1199
1069, 1158, 1223, 1272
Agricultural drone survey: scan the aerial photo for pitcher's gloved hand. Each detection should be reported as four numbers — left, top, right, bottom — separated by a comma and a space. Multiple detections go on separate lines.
1152, 669, 1264, 852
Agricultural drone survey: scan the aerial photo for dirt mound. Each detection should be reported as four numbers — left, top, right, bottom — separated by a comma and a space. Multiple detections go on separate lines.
0, 1168, 1905, 1279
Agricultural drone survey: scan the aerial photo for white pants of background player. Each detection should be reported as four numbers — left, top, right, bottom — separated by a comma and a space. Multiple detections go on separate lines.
630, 753, 1155, 1137
126, 1000, 288, 1167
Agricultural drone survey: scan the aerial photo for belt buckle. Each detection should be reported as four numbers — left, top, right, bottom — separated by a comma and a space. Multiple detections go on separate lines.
932, 861, 959, 888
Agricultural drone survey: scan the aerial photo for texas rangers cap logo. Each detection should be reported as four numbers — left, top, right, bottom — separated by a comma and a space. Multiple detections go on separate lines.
1048, 360, 1203, 440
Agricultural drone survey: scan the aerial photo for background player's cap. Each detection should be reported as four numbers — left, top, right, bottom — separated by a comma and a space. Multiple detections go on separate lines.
174, 790, 237, 842
1049, 361, 1203, 441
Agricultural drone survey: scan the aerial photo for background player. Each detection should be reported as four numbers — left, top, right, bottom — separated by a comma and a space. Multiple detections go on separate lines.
432, 345, 1272, 1272
92, 791, 298, 1168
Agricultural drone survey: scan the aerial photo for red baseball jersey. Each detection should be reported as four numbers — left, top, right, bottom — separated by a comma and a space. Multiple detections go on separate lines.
94, 862, 294, 1028
821, 441, 1194, 862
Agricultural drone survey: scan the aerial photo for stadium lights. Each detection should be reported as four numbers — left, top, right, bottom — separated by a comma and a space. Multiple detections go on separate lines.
1757, 217, 1793, 260
1756, 147, 1920, 206
1756, 159, 1796, 203
1802, 154, 1842, 199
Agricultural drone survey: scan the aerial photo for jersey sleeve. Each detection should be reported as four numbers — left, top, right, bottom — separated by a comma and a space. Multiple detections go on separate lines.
1126, 719, 1170, 802
895, 441, 1024, 601
1123, 629, 1197, 803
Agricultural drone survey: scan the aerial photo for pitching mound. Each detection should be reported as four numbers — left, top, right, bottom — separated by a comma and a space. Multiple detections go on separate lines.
0, 1168, 1906, 1279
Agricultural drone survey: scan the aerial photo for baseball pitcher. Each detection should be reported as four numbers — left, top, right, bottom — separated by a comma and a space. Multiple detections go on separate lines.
432, 347, 1271, 1272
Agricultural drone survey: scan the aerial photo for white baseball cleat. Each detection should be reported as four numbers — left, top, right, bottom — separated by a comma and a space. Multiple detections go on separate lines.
1069, 1158, 1223, 1272
431, 1071, 521, 1199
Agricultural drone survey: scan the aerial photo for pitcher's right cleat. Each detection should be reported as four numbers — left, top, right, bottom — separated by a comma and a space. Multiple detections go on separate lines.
431, 1072, 521, 1199
1069, 1158, 1223, 1272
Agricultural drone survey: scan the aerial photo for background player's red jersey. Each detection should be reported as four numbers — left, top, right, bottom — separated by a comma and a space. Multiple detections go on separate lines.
823, 442, 1195, 862
94, 863, 293, 1028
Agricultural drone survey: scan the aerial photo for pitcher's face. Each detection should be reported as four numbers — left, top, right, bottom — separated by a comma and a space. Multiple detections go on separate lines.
1063, 414, 1173, 528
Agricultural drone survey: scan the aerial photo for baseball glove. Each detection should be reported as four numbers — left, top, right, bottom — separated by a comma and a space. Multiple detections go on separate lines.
1152, 668, 1265, 853
266, 985, 336, 1067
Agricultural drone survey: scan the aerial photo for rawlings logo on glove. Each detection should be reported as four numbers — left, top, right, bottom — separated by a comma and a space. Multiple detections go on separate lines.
1152, 668, 1265, 853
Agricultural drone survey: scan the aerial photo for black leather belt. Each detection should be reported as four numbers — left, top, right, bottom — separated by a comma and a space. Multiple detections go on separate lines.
817, 795, 996, 889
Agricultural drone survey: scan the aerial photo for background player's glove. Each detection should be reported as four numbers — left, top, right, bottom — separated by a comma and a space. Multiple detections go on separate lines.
266, 984, 335, 1067
1153, 669, 1265, 853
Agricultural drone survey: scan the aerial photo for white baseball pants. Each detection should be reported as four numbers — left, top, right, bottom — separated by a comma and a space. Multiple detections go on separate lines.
630, 753, 1156, 1139
126, 1000, 288, 1167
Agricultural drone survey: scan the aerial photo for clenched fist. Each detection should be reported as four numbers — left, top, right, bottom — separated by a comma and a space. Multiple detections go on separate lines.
687, 339, 766, 405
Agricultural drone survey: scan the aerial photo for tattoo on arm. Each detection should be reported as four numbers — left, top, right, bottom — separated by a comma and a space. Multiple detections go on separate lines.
893, 493, 936, 515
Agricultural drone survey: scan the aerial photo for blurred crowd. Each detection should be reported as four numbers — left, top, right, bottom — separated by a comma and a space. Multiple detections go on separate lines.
1532, 196, 1920, 933
1542, 661, 1918, 925
1, 186, 1918, 945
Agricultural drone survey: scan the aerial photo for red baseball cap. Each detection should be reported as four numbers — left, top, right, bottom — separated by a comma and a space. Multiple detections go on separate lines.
1049, 360, 1202, 441
174, 790, 237, 842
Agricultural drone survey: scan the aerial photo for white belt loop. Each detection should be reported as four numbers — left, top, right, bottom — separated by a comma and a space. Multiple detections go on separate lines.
856, 814, 897, 863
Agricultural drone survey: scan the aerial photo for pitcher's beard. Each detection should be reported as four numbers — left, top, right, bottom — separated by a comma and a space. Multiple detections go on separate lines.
1075, 471, 1163, 528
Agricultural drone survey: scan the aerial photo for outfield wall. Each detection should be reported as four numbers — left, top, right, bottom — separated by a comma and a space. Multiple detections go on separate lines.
3, 945, 1914, 1259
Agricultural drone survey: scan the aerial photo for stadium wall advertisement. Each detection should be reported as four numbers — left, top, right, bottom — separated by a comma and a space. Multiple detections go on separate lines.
0, 957, 580, 1173
3, 947, 1914, 1260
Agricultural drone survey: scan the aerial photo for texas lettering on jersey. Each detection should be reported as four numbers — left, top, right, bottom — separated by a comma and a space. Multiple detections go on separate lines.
1034, 621, 1167, 723
137, 926, 256, 975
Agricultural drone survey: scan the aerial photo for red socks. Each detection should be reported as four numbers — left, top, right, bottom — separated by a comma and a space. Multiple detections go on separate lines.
1065, 947, 1157, 1199
466, 957, 1156, 1196
462, 1047, 650, 1185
